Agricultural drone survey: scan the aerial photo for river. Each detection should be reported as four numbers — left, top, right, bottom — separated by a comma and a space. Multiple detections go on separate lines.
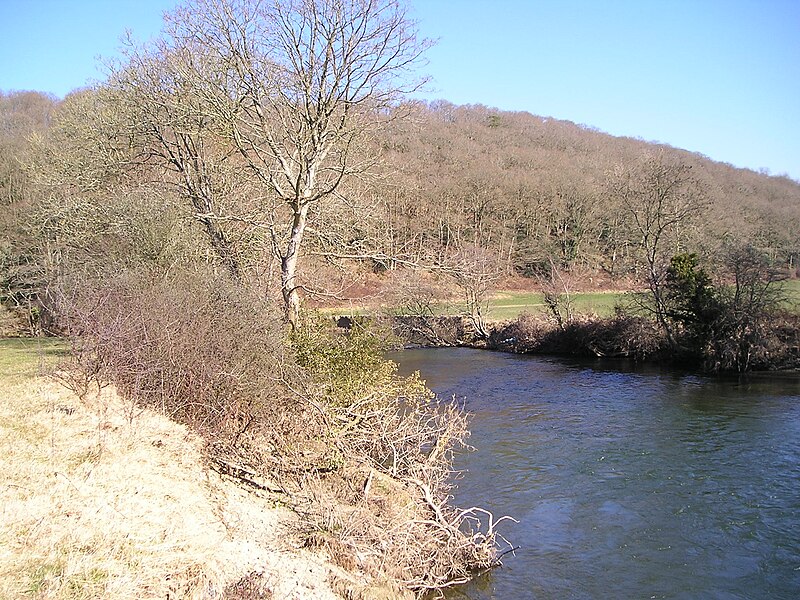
393, 347, 800, 600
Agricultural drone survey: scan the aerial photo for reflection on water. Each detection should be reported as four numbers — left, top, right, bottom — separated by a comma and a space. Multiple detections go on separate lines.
392, 348, 800, 600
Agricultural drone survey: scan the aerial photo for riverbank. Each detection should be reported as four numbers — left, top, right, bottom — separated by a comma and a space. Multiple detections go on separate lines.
0, 339, 395, 599
390, 312, 800, 372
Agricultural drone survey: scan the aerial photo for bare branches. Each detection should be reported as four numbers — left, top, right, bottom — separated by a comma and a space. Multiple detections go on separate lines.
124, 0, 426, 326
608, 152, 707, 348
440, 245, 503, 339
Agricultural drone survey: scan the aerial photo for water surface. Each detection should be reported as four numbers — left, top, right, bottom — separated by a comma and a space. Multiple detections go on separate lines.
393, 348, 800, 599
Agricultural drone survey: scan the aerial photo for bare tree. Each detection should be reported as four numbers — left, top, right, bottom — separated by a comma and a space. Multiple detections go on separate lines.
106, 47, 249, 280
150, 0, 431, 327
609, 153, 706, 348
443, 245, 502, 340
539, 256, 574, 330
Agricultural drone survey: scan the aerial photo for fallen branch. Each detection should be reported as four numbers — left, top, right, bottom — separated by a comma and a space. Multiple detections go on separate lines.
211, 458, 286, 495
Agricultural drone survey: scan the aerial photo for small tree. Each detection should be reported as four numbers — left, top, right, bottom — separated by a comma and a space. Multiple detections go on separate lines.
609, 153, 706, 349
662, 252, 718, 353
445, 245, 501, 339
539, 256, 574, 330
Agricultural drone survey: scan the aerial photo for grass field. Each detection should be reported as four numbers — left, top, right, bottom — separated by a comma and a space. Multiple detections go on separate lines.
327, 280, 800, 322
0, 337, 68, 383
486, 290, 626, 321
782, 279, 800, 309
484, 279, 800, 322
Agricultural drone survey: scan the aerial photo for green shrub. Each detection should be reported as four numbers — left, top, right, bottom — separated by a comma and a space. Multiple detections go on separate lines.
291, 313, 423, 408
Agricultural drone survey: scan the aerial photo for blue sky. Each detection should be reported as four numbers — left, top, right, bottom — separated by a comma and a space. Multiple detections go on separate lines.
2, 0, 798, 180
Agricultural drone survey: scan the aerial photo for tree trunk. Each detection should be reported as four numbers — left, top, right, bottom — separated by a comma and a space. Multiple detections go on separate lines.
199, 216, 241, 282
281, 203, 309, 329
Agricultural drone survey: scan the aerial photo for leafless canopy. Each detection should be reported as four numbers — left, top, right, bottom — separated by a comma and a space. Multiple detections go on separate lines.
103, 0, 430, 326
160, 0, 431, 325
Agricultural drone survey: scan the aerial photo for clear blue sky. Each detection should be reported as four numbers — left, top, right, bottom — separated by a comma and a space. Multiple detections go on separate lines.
1, 0, 798, 180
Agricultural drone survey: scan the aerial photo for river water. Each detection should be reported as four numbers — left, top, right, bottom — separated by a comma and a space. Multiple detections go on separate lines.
393, 348, 800, 600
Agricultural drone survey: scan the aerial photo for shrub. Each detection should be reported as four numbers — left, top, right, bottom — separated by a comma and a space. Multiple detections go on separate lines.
54, 272, 506, 593
288, 314, 506, 591
291, 313, 401, 408
57, 269, 291, 450
490, 311, 666, 360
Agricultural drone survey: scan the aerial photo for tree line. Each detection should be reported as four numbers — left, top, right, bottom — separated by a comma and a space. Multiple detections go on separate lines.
3, 89, 800, 331
375, 101, 800, 279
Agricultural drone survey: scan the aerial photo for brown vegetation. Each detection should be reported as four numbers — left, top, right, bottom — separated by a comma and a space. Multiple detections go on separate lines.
374, 102, 800, 284
49, 269, 508, 595
2, 0, 800, 595
0, 342, 351, 600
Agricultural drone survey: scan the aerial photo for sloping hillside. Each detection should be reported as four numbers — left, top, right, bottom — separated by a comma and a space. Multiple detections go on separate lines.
373, 102, 800, 277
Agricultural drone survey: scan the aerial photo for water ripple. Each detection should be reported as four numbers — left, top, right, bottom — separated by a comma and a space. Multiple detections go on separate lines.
394, 348, 800, 600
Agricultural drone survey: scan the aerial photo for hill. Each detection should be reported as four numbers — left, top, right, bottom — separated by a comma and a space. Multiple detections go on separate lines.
371, 101, 800, 279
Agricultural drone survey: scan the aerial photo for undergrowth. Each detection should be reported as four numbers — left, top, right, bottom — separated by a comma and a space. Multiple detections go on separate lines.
50, 269, 510, 596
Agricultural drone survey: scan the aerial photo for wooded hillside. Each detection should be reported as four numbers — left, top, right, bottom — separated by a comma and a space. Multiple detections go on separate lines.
372, 101, 800, 279
2, 90, 799, 321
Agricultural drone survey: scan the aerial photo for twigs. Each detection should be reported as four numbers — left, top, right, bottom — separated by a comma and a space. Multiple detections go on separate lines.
54, 275, 515, 596
292, 372, 514, 595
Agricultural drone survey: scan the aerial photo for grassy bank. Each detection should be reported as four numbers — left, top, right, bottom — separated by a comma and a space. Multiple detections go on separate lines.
0, 337, 68, 382
0, 339, 353, 599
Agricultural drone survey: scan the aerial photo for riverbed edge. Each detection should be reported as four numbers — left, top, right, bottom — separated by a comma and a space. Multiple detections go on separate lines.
387, 314, 800, 373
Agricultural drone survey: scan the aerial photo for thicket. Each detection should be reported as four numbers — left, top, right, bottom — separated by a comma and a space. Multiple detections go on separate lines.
484, 246, 798, 372
488, 311, 665, 360
661, 247, 795, 372
48, 267, 508, 594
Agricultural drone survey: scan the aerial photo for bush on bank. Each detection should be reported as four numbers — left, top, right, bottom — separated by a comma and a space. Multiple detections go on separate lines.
54, 268, 507, 595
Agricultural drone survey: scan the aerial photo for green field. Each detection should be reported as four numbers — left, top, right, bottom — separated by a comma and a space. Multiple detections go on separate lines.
485, 291, 625, 321
301, 280, 800, 322
782, 279, 800, 309
483, 279, 800, 322
0, 337, 68, 383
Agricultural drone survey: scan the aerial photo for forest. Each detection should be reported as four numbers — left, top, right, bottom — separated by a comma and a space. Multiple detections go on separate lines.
1, 0, 800, 596
3, 90, 799, 368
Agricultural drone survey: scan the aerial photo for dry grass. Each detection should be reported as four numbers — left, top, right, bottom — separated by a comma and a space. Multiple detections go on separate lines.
0, 341, 348, 600
40, 272, 503, 597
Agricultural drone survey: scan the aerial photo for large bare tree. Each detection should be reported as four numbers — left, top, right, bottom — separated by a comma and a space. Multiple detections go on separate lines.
609, 153, 707, 347
140, 0, 431, 327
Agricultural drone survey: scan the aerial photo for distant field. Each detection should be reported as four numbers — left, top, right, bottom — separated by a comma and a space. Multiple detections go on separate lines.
0, 337, 68, 383
485, 291, 626, 321
318, 279, 800, 321
782, 279, 800, 309
486, 279, 800, 322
